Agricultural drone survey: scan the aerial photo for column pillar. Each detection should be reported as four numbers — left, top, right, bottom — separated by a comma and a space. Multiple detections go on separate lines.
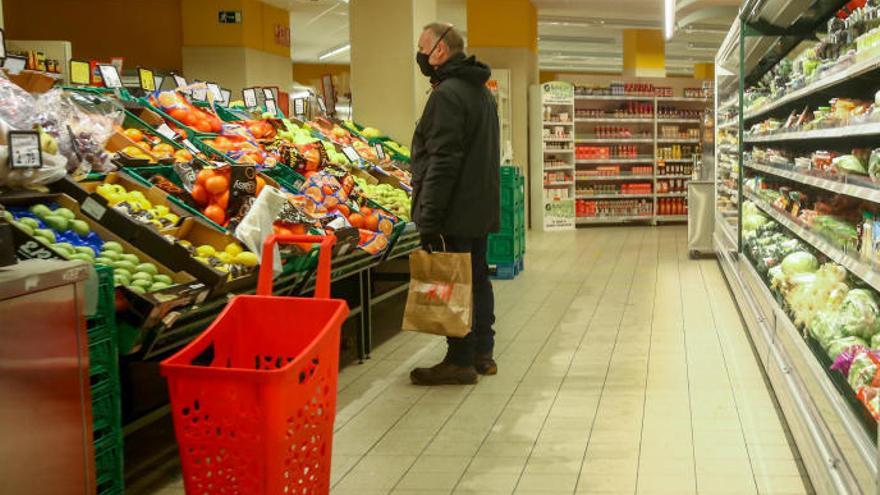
349, 0, 436, 143
181, 0, 292, 97
622, 29, 665, 78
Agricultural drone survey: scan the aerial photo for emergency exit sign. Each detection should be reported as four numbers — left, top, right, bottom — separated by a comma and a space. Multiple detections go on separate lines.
218, 11, 242, 24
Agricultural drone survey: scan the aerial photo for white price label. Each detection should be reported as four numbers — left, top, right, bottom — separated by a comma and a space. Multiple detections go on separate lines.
172, 74, 187, 88
8, 131, 42, 169
154, 75, 165, 90
0, 28, 7, 60
3, 55, 26, 74
97, 64, 122, 88
262, 87, 275, 100
317, 96, 327, 113
191, 83, 208, 101
81, 197, 107, 221
182, 139, 200, 154
341, 146, 360, 162
155, 123, 177, 140
242, 88, 257, 108
265, 99, 278, 115
374, 143, 386, 160
207, 82, 223, 102
220, 88, 231, 107
294, 98, 305, 116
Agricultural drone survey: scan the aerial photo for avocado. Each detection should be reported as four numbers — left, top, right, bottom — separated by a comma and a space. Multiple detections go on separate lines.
70, 219, 90, 237
53, 245, 74, 257
122, 253, 140, 264
95, 257, 115, 266
131, 272, 153, 282
29, 204, 52, 219
113, 270, 132, 285
131, 278, 152, 290
135, 262, 158, 275
19, 217, 40, 230
74, 246, 96, 257
127, 285, 146, 295
102, 241, 124, 254
99, 249, 121, 260
68, 253, 93, 263
152, 274, 173, 285
114, 260, 137, 272
149, 281, 171, 291
33, 228, 56, 244
54, 207, 75, 220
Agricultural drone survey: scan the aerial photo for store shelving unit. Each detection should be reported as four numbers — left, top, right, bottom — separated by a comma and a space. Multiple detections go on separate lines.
713, 2, 880, 493
530, 82, 577, 231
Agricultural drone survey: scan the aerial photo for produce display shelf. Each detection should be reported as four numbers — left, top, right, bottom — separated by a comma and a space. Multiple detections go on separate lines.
656, 193, 687, 198
543, 121, 574, 126
656, 96, 710, 102
577, 175, 654, 181
656, 174, 692, 179
543, 149, 574, 153
656, 118, 702, 124
717, 121, 740, 131
657, 139, 700, 144
655, 215, 688, 222
715, 211, 737, 249
544, 181, 574, 187
576, 216, 653, 224
575, 194, 653, 200
657, 158, 695, 163
745, 161, 880, 203
574, 94, 655, 101
745, 190, 880, 295
745, 122, 880, 143
574, 117, 654, 123
744, 55, 880, 122
385, 223, 420, 261
544, 166, 575, 171
575, 138, 654, 144
576, 158, 654, 164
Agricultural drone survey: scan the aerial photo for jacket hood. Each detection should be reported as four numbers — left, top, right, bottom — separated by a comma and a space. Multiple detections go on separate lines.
433, 52, 491, 86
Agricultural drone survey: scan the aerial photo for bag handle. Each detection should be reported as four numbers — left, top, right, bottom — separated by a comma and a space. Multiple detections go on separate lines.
257, 234, 336, 299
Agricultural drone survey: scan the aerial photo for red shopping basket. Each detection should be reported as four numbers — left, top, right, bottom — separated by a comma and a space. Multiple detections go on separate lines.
161, 234, 349, 495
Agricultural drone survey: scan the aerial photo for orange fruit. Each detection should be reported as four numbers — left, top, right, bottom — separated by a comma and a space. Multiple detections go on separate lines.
348, 213, 365, 229
336, 204, 350, 216
204, 204, 226, 225
191, 184, 209, 206
215, 191, 230, 210
194, 119, 213, 133
153, 143, 174, 155
174, 149, 193, 162
360, 206, 373, 217
378, 218, 393, 235
136, 142, 152, 153
168, 108, 188, 124
365, 214, 379, 232
256, 176, 266, 195
123, 128, 144, 142
205, 175, 229, 195
196, 168, 214, 186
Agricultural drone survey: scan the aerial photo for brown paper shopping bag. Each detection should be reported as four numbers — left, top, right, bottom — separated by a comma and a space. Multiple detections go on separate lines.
403, 249, 473, 337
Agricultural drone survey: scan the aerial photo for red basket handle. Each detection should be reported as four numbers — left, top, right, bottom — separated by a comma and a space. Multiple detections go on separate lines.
257, 234, 336, 298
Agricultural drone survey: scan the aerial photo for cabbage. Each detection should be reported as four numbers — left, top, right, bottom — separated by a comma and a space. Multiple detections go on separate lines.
769, 265, 785, 289
781, 251, 818, 276
833, 154, 867, 175
831, 344, 867, 376
872, 332, 880, 349
839, 289, 880, 339
827, 336, 868, 359
849, 351, 879, 389
810, 310, 845, 348
743, 213, 769, 232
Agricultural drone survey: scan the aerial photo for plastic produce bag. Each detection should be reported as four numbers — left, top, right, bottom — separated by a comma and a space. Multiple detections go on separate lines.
34, 89, 123, 175
827, 336, 867, 360
848, 350, 880, 390
0, 72, 36, 130
831, 344, 868, 377
235, 185, 289, 276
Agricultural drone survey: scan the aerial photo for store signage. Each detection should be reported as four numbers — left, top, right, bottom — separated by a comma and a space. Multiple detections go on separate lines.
70, 60, 91, 85
265, 98, 278, 115
242, 88, 257, 108
274, 24, 290, 47
317, 96, 327, 114
7, 131, 42, 169
154, 75, 164, 90
544, 199, 575, 230
374, 143, 386, 161
182, 139, 200, 154
207, 82, 223, 102
191, 82, 208, 102
97, 64, 122, 88
81, 197, 106, 221
156, 123, 177, 141
172, 73, 187, 88
262, 88, 275, 100
341, 146, 360, 163
0, 28, 6, 61
218, 11, 242, 24
541, 81, 574, 105
138, 67, 156, 92
293, 98, 305, 116
3, 55, 26, 75
220, 88, 231, 107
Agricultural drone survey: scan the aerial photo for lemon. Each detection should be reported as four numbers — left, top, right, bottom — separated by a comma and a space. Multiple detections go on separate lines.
235, 251, 259, 267
224, 243, 243, 257
195, 245, 216, 257
217, 252, 232, 264
154, 205, 170, 216
164, 213, 180, 224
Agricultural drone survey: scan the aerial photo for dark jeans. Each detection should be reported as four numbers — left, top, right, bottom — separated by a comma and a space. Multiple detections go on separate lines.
443, 236, 496, 366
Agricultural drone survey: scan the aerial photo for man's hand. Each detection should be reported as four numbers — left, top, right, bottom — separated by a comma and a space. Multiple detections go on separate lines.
420, 233, 445, 253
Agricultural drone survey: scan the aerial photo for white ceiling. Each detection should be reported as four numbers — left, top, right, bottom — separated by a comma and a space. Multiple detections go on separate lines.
267, 0, 739, 76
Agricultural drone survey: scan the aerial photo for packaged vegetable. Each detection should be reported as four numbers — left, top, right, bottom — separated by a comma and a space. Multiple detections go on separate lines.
849, 350, 880, 390
827, 336, 868, 360
832, 154, 867, 175
831, 344, 868, 376
0, 72, 36, 130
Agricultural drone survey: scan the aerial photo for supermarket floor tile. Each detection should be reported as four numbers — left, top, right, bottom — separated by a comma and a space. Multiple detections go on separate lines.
144, 226, 813, 495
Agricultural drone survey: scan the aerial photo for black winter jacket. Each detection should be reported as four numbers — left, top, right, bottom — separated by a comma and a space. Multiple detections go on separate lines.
411, 52, 500, 237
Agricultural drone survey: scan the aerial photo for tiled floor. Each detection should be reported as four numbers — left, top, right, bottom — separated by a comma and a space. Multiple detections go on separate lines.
152, 225, 812, 495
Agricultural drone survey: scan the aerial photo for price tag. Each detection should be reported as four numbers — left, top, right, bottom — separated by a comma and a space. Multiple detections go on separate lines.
220, 88, 231, 107
374, 143, 386, 161
172, 73, 187, 88
265, 98, 278, 116
242, 88, 257, 108
70, 60, 91, 85
294, 98, 305, 116
191, 83, 208, 102
0, 28, 6, 60
207, 82, 223, 102
154, 75, 165, 90
262, 87, 275, 100
182, 139, 200, 154
156, 123, 177, 140
81, 197, 107, 221
317, 96, 327, 113
138, 67, 156, 92
97, 64, 122, 88
3, 55, 26, 75
7, 131, 42, 169
341, 146, 360, 163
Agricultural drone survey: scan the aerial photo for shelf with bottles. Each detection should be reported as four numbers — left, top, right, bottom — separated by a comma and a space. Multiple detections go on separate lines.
656, 143, 700, 161
576, 181, 653, 199
655, 178, 689, 195
579, 125, 653, 141
575, 197, 654, 221
576, 143, 649, 161
576, 164, 654, 181
656, 197, 689, 216
656, 161, 694, 177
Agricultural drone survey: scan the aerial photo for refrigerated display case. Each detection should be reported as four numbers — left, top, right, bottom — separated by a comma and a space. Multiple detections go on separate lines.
714, 1, 880, 493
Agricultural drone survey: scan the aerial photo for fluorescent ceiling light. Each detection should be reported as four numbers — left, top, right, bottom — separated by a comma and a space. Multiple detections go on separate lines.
665, 0, 675, 39
319, 43, 350, 60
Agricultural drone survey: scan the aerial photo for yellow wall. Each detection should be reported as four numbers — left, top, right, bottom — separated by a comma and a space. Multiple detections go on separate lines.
293, 63, 350, 83
182, 0, 289, 56
467, 0, 537, 52
3, 0, 183, 71
694, 62, 715, 80
623, 29, 665, 77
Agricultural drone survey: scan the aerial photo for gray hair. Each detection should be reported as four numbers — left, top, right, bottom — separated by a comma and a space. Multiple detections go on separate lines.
423, 22, 465, 54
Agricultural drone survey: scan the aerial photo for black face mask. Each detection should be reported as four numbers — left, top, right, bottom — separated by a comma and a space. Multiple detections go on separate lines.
417, 27, 451, 78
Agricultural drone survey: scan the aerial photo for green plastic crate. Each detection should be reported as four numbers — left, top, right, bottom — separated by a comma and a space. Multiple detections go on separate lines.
189, 133, 236, 164
488, 228, 523, 265
90, 381, 121, 445
121, 166, 227, 232
263, 165, 306, 192
87, 265, 116, 327
94, 433, 124, 495
499, 205, 524, 233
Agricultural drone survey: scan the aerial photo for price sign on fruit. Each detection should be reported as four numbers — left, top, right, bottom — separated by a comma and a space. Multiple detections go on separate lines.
342, 146, 360, 163
242, 88, 257, 108
3, 55, 26, 75
97, 64, 122, 89
294, 98, 305, 117
191, 82, 208, 102
262, 88, 275, 100
207, 82, 223, 102
374, 143, 386, 161
172, 73, 187, 88
156, 123, 178, 141
182, 139, 200, 154
138, 67, 156, 92
317, 96, 327, 114
8, 131, 43, 169
265, 98, 278, 116
220, 88, 231, 107
70, 60, 91, 85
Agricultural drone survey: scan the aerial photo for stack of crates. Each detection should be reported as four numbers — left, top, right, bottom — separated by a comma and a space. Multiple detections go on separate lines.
88, 265, 123, 495
488, 166, 526, 279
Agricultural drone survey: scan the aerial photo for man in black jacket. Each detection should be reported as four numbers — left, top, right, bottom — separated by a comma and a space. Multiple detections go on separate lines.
409, 23, 501, 386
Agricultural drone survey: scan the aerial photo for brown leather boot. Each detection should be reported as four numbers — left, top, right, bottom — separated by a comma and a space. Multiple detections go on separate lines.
410, 361, 478, 385
475, 354, 497, 375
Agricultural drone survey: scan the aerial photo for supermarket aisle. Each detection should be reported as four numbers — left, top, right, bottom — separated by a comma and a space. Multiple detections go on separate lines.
327, 226, 811, 495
